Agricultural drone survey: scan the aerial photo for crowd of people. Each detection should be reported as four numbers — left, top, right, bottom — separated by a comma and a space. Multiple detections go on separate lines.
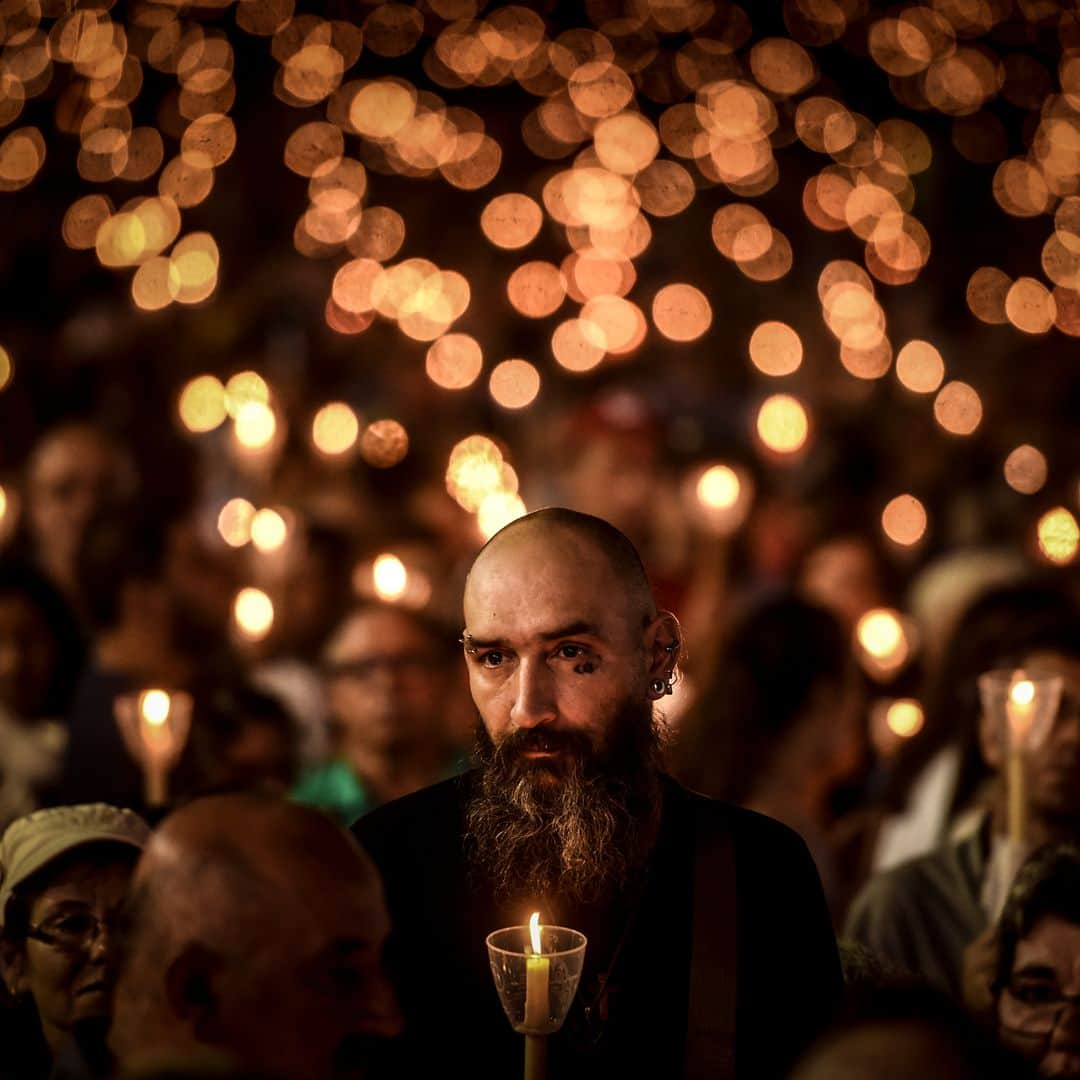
0, 410, 1076, 1079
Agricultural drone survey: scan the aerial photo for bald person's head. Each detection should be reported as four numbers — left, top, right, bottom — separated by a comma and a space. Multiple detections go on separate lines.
461, 508, 679, 906
111, 794, 400, 1080
467, 507, 656, 634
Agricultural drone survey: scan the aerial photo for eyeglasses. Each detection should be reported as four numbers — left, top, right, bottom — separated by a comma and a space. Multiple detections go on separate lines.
26, 908, 120, 953
1001, 980, 1080, 1037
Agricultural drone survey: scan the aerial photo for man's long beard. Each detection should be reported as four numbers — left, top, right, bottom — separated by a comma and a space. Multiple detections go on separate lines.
465, 699, 664, 907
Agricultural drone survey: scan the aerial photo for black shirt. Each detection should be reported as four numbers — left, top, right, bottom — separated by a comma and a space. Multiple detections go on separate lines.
355, 772, 842, 1080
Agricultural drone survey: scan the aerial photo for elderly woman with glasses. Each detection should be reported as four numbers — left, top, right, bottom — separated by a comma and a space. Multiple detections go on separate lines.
992, 844, 1080, 1079
0, 803, 149, 1078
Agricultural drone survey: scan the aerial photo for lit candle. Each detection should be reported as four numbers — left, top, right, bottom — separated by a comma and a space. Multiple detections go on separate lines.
1006, 675, 1035, 849
139, 689, 172, 807
524, 911, 549, 1031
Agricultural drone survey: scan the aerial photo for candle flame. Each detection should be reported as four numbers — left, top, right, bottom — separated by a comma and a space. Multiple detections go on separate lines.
529, 911, 542, 955
140, 689, 171, 727
1011, 678, 1036, 707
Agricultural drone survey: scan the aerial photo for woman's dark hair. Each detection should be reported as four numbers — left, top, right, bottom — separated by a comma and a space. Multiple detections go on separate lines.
681, 590, 852, 801
994, 843, 1080, 996
0, 560, 85, 716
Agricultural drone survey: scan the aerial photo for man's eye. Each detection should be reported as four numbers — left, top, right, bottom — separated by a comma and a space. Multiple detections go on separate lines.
556, 644, 584, 660
480, 651, 504, 668
1014, 983, 1061, 1006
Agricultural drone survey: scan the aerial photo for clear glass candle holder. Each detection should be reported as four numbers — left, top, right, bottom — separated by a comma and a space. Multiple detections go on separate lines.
977, 668, 1064, 751
486, 924, 587, 1036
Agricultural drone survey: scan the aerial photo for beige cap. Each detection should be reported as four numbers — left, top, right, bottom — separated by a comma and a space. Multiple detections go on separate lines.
0, 803, 150, 926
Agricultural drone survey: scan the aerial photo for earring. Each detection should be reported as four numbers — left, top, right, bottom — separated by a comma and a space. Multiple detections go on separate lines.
650, 678, 666, 696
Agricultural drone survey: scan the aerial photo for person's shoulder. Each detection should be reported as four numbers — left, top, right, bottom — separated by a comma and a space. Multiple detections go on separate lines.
671, 778, 811, 854
353, 772, 472, 849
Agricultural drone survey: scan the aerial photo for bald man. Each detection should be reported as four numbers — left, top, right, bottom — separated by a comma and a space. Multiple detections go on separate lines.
355, 508, 841, 1080
109, 794, 401, 1079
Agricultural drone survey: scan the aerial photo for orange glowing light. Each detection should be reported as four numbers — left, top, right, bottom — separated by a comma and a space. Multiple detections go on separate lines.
748, 321, 802, 376
933, 381, 983, 436
966, 266, 1011, 325
234, 587, 274, 641
217, 498, 255, 548
856, 608, 911, 675
312, 402, 359, 456
551, 318, 605, 373
756, 394, 809, 456
1037, 508, 1079, 565
0, 346, 10, 392
1005, 277, 1056, 334
426, 333, 483, 390
652, 284, 712, 342
178, 375, 227, 433
1004, 445, 1048, 495
489, 359, 540, 410
360, 420, 409, 468
886, 700, 924, 738
881, 494, 928, 546
895, 340, 945, 394
507, 261, 566, 318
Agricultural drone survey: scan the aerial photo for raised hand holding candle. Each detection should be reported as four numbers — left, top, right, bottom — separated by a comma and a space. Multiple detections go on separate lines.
524, 912, 550, 1031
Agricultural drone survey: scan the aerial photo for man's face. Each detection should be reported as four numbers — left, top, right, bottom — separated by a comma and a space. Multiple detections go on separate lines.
215, 863, 402, 1079
997, 914, 1080, 1078
326, 610, 449, 752
28, 430, 121, 569
462, 531, 652, 771
1025, 652, 1080, 819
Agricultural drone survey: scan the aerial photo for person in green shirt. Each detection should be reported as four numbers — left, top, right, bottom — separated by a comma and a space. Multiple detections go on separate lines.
294, 603, 471, 826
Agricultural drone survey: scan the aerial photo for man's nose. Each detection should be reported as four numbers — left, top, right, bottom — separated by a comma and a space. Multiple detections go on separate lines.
359, 975, 405, 1039
510, 658, 557, 729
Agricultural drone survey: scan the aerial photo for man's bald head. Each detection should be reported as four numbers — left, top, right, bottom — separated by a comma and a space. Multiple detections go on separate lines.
468, 508, 656, 631
111, 794, 400, 1079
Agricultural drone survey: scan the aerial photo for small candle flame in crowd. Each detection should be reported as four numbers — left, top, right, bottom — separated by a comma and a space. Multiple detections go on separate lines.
529, 911, 542, 955
139, 689, 171, 728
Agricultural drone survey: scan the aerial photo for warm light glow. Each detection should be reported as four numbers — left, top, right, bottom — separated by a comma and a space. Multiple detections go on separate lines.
1037, 507, 1079, 565
216, 498, 255, 548
233, 401, 277, 451
749, 322, 802, 376
1010, 678, 1036, 708
697, 466, 741, 510
234, 587, 274, 641
856, 608, 911, 674
652, 283, 712, 342
0, 486, 6, 524
477, 491, 527, 540
887, 699, 924, 738
139, 689, 171, 727
933, 381, 982, 436
178, 375, 227, 433
489, 359, 540, 410
529, 911, 542, 955
312, 402, 360, 455
0, 345, 11, 391
1004, 445, 1048, 495
250, 508, 288, 553
881, 494, 928, 546
360, 419, 409, 468
372, 553, 408, 602
224, 372, 269, 417
426, 333, 483, 389
895, 341, 944, 394
756, 394, 809, 455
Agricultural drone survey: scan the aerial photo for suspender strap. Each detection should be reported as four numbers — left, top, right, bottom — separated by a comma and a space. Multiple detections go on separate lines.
685, 803, 737, 1080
